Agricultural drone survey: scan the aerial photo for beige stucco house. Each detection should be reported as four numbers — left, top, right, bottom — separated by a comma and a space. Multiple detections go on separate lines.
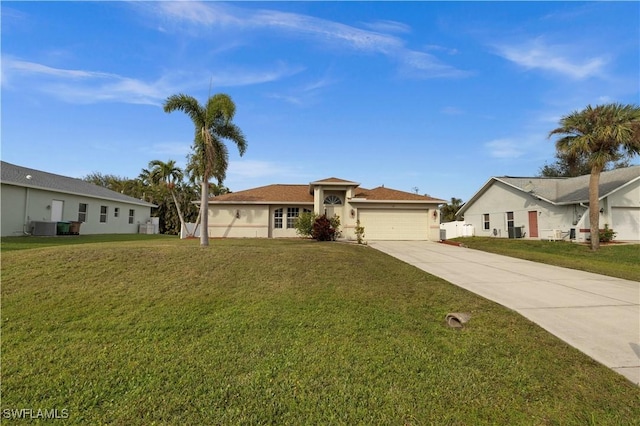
1, 161, 156, 237
456, 166, 640, 242
206, 177, 445, 241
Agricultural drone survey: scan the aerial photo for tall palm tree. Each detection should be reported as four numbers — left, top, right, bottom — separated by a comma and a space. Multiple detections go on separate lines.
163, 93, 247, 246
549, 103, 640, 250
149, 159, 189, 235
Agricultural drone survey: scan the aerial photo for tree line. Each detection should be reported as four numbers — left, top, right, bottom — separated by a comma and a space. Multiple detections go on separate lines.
84, 160, 230, 235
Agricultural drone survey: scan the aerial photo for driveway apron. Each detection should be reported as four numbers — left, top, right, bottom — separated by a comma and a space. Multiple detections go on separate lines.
369, 241, 640, 385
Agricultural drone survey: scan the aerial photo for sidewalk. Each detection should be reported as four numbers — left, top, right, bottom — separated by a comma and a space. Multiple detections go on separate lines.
369, 241, 640, 385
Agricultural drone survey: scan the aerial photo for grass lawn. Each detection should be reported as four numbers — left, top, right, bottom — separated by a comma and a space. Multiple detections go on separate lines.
2, 237, 639, 424
451, 237, 640, 282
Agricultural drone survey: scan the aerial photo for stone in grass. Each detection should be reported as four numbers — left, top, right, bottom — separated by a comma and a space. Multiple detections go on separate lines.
445, 312, 471, 328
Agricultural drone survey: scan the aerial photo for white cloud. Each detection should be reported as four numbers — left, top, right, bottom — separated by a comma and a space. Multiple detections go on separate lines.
1, 56, 303, 105
228, 160, 289, 179
441, 106, 464, 115
267, 75, 338, 106
485, 138, 525, 159
149, 142, 191, 157
146, 2, 468, 79
360, 19, 411, 34
493, 37, 608, 80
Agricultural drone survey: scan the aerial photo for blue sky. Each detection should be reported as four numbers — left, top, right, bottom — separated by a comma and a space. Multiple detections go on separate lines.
2, 1, 638, 202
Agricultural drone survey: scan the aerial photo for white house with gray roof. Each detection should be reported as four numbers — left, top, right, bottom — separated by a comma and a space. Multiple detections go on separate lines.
1, 161, 156, 237
456, 166, 640, 242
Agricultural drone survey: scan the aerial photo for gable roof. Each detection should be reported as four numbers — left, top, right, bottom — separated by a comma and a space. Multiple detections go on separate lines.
1, 161, 156, 207
209, 184, 314, 204
457, 166, 640, 216
310, 177, 360, 186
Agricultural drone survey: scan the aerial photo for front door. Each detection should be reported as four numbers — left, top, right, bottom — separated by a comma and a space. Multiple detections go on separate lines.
528, 211, 538, 238
51, 200, 64, 222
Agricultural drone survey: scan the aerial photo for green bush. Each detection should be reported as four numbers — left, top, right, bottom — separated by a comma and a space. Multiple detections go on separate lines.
599, 224, 616, 243
329, 214, 341, 239
295, 211, 318, 238
355, 220, 366, 244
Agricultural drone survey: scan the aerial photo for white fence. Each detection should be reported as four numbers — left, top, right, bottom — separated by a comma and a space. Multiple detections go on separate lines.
440, 221, 475, 240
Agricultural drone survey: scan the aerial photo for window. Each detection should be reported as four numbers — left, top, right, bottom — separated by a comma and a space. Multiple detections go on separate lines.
114, 207, 120, 218
483, 213, 490, 230
287, 207, 300, 228
303, 208, 312, 213
274, 208, 283, 229
100, 206, 108, 223
506, 211, 514, 229
78, 203, 87, 222
128, 209, 135, 224
323, 195, 342, 205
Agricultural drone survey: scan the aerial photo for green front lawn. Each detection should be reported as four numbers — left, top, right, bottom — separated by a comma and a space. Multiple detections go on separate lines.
452, 237, 640, 281
2, 238, 638, 424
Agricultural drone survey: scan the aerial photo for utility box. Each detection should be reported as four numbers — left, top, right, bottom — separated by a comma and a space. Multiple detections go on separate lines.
508, 227, 523, 239
31, 221, 57, 236
138, 223, 154, 234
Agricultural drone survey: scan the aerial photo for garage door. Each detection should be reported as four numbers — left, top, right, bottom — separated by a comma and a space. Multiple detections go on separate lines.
359, 209, 430, 240
611, 207, 640, 241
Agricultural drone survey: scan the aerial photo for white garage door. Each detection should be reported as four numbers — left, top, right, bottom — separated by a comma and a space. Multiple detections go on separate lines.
359, 209, 430, 240
611, 207, 640, 241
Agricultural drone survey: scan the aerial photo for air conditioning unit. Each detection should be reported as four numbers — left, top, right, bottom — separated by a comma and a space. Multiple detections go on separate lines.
31, 221, 57, 236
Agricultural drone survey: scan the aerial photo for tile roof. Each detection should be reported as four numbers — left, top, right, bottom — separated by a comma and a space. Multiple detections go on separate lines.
1, 161, 156, 207
210, 184, 314, 203
210, 180, 445, 204
353, 186, 445, 202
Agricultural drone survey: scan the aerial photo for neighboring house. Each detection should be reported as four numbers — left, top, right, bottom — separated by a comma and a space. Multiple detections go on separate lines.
1, 161, 157, 237
456, 166, 640, 242
206, 177, 445, 241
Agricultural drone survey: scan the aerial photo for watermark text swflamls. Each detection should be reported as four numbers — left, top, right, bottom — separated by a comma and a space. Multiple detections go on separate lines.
2, 408, 69, 420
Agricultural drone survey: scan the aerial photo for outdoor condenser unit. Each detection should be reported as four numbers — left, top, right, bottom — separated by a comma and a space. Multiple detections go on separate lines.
31, 221, 57, 236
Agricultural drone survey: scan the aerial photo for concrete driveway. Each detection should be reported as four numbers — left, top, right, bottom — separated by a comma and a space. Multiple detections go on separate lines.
369, 241, 640, 385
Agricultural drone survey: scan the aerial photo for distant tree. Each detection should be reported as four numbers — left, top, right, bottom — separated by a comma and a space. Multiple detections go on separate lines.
149, 159, 191, 235
164, 93, 247, 247
83, 172, 128, 191
549, 103, 640, 251
440, 197, 463, 222
539, 150, 630, 177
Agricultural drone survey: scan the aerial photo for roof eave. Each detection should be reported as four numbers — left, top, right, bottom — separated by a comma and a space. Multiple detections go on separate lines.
349, 199, 444, 204
206, 200, 314, 205
2, 181, 157, 208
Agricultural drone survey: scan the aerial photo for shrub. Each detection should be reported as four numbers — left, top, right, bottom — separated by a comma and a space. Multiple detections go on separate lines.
355, 220, 366, 244
329, 214, 341, 239
599, 224, 616, 243
295, 211, 318, 238
312, 215, 336, 241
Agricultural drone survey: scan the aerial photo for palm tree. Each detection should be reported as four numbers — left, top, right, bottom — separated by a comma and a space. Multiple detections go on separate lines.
549, 103, 640, 250
149, 159, 190, 235
163, 93, 247, 246
440, 197, 463, 223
